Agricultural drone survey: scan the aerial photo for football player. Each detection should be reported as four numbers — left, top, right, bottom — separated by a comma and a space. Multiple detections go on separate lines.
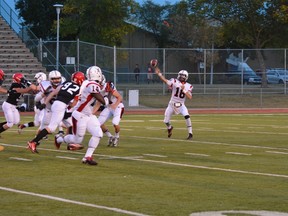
55, 66, 109, 165
93, 75, 124, 147
17, 72, 47, 134
0, 73, 32, 135
27, 71, 85, 153
0, 69, 9, 94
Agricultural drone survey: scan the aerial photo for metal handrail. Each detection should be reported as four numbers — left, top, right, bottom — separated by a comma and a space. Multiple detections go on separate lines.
0, 0, 70, 77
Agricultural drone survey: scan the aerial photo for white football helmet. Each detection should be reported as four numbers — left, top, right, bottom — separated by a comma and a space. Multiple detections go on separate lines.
34, 72, 47, 84
86, 66, 102, 82
177, 70, 189, 82
49, 70, 62, 86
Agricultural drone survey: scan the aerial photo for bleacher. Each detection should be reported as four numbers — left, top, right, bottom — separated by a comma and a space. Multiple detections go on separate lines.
0, 16, 47, 110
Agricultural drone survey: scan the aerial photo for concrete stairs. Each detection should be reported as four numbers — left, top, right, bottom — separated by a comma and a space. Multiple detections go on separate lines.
0, 15, 47, 109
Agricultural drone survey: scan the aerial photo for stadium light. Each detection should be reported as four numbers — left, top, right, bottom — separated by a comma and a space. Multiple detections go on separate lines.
53, 4, 63, 71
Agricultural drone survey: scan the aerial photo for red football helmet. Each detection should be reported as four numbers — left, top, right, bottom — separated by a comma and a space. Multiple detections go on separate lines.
12, 73, 24, 83
0, 69, 5, 81
71, 71, 85, 85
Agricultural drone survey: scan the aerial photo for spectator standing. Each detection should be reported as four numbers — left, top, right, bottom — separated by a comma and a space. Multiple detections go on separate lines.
134, 64, 140, 84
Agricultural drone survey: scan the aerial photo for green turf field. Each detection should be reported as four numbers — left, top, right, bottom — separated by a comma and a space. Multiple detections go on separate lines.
0, 114, 288, 216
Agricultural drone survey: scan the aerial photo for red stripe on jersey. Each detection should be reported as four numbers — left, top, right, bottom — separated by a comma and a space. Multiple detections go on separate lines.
39, 82, 45, 92
77, 94, 94, 112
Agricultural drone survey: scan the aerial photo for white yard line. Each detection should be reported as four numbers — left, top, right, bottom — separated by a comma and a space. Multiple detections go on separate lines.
9, 157, 33, 161
266, 151, 288, 155
143, 154, 167, 158
2, 141, 288, 179
185, 153, 209, 157
0, 186, 150, 216
56, 156, 78, 160
225, 152, 251, 156
129, 136, 288, 151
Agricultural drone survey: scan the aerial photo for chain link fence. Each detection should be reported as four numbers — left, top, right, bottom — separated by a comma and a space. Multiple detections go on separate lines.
1, 0, 288, 109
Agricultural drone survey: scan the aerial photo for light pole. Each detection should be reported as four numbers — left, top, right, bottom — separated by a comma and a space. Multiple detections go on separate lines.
53, 4, 63, 71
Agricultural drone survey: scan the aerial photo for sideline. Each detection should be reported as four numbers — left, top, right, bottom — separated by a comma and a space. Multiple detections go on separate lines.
0, 186, 150, 216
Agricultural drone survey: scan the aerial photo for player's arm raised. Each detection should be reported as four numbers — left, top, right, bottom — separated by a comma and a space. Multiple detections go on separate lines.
150, 59, 169, 85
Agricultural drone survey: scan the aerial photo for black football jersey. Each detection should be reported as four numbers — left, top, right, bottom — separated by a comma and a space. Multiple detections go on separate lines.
6, 82, 28, 105
56, 81, 80, 104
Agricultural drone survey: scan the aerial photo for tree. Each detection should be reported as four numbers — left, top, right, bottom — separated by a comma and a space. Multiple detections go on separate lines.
188, 0, 288, 86
15, 0, 136, 46
15, 0, 64, 39
61, 0, 135, 46
133, 0, 172, 48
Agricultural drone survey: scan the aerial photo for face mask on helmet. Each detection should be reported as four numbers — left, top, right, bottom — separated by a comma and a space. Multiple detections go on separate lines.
177, 70, 188, 82
86, 66, 102, 82
49, 70, 62, 86
72, 71, 85, 85
34, 72, 47, 84
13, 73, 24, 83
100, 74, 106, 88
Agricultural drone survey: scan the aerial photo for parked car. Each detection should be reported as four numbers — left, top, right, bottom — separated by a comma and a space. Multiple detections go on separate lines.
266, 69, 288, 84
244, 73, 262, 84
227, 63, 262, 84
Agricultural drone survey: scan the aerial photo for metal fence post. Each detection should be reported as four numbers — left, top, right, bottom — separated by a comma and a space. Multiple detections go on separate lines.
204, 49, 207, 94
77, 38, 80, 71
284, 49, 287, 95
218, 88, 221, 109
162, 48, 166, 95
39, 38, 42, 62
260, 87, 263, 108
114, 46, 117, 87
94, 44, 97, 66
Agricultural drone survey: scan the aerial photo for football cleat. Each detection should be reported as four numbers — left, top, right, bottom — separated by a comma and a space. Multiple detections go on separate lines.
187, 133, 193, 140
67, 143, 84, 151
17, 124, 25, 134
107, 136, 114, 146
57, 131, 64, 135
167, 126, 173, 138
112, 137, 119, 147
27, 141, 38, 153
54, 133, 63, 149
82, 156, 98, 165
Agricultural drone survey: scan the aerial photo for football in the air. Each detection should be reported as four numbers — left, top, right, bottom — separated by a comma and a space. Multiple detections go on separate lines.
150, 59, 158, 68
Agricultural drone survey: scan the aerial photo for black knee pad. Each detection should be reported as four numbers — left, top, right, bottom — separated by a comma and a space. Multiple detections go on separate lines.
184, 115, 190, 119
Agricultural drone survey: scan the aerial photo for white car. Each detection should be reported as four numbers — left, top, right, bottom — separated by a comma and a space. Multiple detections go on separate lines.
266, 69, 288, 84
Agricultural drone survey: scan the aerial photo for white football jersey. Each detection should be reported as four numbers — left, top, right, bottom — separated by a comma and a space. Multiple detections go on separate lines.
167, 78, 193, 104
100, 81, 121, 105
39, 80, 57, 110
75, 80, 102, 116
